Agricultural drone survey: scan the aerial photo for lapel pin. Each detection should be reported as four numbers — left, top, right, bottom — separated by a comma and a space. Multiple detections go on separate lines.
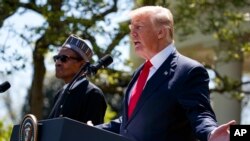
164, 71, 168, 76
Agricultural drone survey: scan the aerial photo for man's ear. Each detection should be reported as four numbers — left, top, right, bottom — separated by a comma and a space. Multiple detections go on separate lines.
157, 27, 167, 39
79, 61, 86, 68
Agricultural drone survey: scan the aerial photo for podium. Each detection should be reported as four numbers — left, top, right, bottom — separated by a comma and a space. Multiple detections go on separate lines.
10, 117, 132, 141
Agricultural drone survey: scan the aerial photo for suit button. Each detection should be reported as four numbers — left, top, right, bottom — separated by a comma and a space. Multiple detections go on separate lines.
124, 129, 127, 133
60, 105, 63, 108
59, 114, 63, 117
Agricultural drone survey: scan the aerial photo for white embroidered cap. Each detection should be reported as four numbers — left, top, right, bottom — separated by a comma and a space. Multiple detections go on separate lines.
62, 34, 93, 61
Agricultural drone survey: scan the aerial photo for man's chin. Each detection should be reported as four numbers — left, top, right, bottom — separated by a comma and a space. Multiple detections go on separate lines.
135, 47, 143, 53
134, 51, 145, 59
55, 74, 62, 79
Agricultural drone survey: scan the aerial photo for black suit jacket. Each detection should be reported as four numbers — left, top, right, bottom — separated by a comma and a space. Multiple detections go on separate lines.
98, 50, 218, 141
48, 79, 107, 125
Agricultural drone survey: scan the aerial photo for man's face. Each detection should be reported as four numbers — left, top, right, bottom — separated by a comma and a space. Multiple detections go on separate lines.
129, 13, 159, 59
54, 47, 83, 83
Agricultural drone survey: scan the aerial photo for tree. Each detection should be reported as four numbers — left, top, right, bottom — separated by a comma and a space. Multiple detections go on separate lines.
0, 0, 132, 120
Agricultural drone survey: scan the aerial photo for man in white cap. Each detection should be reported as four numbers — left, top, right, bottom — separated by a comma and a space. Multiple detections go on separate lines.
48, 34, 107, 125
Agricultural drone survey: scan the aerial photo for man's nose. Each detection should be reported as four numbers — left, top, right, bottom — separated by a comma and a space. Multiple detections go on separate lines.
130, 30, 138, 38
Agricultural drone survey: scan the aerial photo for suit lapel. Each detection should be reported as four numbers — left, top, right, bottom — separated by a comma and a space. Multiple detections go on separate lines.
144, 51, 178, 95
124, 50, 178, 124
124, 64, 143, 121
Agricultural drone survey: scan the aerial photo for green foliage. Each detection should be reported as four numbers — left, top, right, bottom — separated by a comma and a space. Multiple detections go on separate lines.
42, 74, 64, 118
136, 0, 169, 7
104, 105, 117, 123
172, 0, 250, 99
89, 68, 132, 115
213, 76, 244, 100
0, 119, 12, 141
242, 42, 250, 52
174, 0, 250, 60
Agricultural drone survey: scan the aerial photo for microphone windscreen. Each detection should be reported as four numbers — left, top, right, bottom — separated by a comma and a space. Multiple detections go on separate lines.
100, 55, 113, 68
0, 81, 11, 93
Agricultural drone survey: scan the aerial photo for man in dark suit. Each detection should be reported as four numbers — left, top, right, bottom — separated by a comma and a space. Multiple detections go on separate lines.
48, 34, 107, 125
96, 6, 235, 141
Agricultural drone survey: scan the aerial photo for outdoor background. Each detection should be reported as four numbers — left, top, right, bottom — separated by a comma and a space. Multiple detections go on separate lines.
1, 0, 250, 140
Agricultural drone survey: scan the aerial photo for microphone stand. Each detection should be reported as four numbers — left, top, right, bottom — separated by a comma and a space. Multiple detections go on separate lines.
64, 62, 90, 92
48, 62, 91, 118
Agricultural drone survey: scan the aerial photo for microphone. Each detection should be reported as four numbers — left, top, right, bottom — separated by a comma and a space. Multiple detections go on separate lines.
88, 54, 113, 74
0, 81, 11, 93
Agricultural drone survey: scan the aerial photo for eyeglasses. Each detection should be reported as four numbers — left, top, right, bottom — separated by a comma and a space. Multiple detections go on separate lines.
53, 55, 82, 63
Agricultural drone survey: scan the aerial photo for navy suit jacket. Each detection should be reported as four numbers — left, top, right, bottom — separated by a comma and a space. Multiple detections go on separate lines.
98, 50, 218, 141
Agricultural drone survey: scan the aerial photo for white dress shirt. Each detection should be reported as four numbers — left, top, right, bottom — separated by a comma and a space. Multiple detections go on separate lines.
128, 43, 176, 103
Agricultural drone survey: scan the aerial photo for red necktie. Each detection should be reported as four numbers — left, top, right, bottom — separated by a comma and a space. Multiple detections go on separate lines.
128, 61, 152, 118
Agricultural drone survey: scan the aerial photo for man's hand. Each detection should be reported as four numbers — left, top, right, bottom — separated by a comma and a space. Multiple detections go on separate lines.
208, 120, 236, 141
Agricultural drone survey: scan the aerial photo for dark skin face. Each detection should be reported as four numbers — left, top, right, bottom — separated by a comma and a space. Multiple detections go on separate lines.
54, 47, 84, 83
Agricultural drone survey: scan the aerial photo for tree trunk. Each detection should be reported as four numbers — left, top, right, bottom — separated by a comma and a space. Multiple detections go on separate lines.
29, 48, 46, 120
212, 44, 242, 124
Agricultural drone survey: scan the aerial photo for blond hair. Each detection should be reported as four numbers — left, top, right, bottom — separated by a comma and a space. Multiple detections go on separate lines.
130, 6, 174, 40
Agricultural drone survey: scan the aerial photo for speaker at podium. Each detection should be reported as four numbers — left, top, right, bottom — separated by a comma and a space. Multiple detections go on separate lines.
10, 115, 132, 141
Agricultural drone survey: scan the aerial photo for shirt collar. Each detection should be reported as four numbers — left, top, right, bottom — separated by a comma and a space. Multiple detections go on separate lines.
63, 77, 86, 90
149, 43, 175, 70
